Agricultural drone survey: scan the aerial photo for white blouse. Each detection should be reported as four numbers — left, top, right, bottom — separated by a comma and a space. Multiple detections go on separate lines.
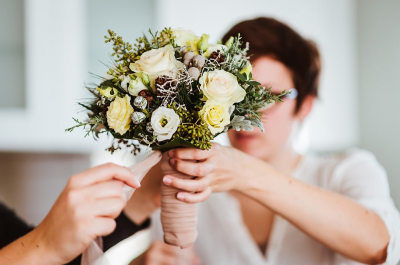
150, 149, 400, 265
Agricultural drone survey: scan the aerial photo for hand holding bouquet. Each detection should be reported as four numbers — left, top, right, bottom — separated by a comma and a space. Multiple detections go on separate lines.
67, 27, 287, 248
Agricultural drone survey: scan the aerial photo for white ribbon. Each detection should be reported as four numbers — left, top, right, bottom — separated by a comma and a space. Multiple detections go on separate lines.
81, 151, 162, 265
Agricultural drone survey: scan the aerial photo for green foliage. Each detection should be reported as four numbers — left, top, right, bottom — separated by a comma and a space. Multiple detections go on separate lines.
67, 29, 289, 155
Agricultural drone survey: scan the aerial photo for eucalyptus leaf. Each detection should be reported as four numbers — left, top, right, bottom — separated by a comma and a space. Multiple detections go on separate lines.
230, 115, 253, 131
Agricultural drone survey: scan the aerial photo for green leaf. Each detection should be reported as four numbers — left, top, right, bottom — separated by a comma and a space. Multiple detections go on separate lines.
133, 127, 146, 139
248, 81, 261, 86
152, 137, 198, 152
99, 80, 114, 89
237, 72, 246, 82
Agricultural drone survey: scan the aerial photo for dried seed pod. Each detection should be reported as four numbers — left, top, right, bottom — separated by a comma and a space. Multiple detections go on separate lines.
184, 51, 196, 62
133, 96, 147, 110
155, 75, 176, 93
188, 67, 200, 79
192, 55, 205, 69
138, 90, 154, 104
131, 112, 146, 124
209, 50, 225, 64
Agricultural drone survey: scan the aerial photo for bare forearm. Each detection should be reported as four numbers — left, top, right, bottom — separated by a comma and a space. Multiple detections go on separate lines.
0, 229, 58, 265
240, 158, 389, 264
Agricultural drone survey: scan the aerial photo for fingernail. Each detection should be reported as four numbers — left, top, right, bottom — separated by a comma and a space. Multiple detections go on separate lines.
169, 149, 175, 157
169, 158, 176, 167
177, 193, 185, 201
134, 177, 141, 188
163, 176, 172, 185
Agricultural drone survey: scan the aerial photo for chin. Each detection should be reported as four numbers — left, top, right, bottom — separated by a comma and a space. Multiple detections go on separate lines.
230, 140, 268, 160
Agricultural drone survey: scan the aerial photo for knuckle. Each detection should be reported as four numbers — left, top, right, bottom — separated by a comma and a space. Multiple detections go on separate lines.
193, 150, 203, 160
66, 189, 79, 206
67, 175, 79, 188
175, 160, 183, 171
196, 165, 204, 177
104, 162, 117, 170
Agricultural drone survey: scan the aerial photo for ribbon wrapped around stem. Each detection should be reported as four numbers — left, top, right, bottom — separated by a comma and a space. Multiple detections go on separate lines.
160, 153, 197, 248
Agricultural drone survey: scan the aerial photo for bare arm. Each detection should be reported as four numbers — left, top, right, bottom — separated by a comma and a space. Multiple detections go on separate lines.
0, 163, 140, 265
163, 145, 389, 264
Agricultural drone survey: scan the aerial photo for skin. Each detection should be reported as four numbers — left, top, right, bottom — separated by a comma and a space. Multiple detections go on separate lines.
0, 163, 141, 265
161, 56, 390, 264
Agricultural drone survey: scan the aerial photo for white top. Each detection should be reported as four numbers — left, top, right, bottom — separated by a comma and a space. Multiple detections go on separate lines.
150, 149, 400, 265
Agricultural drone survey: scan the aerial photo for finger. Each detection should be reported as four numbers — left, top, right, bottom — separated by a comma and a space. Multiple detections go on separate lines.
91, 197, 126, 219
170, 159, 214, 177
90, 217, 116, 237
129, 151, 162, 183
174, 247, 200, 264
163, 175, 211, 192
69, 163, 140, 189
176, 187, 212, 203
169, 147, 212, 161
82, 180, 126, 200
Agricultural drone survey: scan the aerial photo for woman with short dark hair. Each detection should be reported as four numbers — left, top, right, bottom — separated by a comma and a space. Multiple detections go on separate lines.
148, 17, 400, 265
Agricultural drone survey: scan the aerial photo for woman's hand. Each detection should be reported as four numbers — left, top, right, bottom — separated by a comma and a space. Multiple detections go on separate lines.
29, 163, 140, 265
162, 143, 250, 203
137, 240, 200, 265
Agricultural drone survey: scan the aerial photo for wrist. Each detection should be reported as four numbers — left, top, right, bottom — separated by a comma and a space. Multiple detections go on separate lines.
124, 192, 158, 225
29, 225, 63, 265
238, 156, 279, 195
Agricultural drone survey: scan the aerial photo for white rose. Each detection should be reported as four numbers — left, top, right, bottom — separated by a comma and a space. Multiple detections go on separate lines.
151, 107, 180, 142
172, 28, 199, 50
129, 45, 182, 79
205, 44, 227, 57
199, 100, 231, 135
199, 69, 246, 105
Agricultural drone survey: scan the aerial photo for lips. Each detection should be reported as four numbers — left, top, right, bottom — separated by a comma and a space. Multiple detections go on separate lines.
233, 132, 258, 144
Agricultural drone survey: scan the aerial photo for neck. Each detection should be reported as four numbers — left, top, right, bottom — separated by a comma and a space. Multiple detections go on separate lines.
264, 145, 300, 174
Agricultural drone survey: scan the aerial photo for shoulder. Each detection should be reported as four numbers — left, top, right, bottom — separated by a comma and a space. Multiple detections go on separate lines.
302, 149, 389, 196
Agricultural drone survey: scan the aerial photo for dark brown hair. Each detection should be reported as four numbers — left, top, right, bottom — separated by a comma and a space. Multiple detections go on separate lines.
222, 17, 321, 112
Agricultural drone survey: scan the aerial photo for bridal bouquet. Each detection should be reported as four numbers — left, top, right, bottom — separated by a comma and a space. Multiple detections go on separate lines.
67, 28, 286, 248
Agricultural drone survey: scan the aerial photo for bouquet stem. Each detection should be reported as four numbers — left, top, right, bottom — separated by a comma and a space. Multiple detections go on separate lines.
160, 155, 198, 249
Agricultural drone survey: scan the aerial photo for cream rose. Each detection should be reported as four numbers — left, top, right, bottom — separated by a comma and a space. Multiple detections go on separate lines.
129, 45, 182, 79
172, 28, 199, 51
200, 100, 231, 135
151, 107, 180, 142
199, 69, 246, 105
106, 95, 134, 135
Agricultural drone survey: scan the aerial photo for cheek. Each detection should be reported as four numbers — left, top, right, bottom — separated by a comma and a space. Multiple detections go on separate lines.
262, 103, 296, 142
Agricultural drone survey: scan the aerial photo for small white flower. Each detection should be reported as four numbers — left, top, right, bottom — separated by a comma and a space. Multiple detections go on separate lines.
151, 107, 180, 142
172, 28, 199, 50
205, 44, 227, 57
128, 75, 148, 96
120, 75, 131, 90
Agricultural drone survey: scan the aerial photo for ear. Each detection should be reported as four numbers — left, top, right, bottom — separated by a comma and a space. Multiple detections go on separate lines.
295, 95, 315, 121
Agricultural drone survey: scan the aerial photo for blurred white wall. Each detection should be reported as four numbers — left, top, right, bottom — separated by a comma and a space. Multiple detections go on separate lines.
357, 0, 400, 209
